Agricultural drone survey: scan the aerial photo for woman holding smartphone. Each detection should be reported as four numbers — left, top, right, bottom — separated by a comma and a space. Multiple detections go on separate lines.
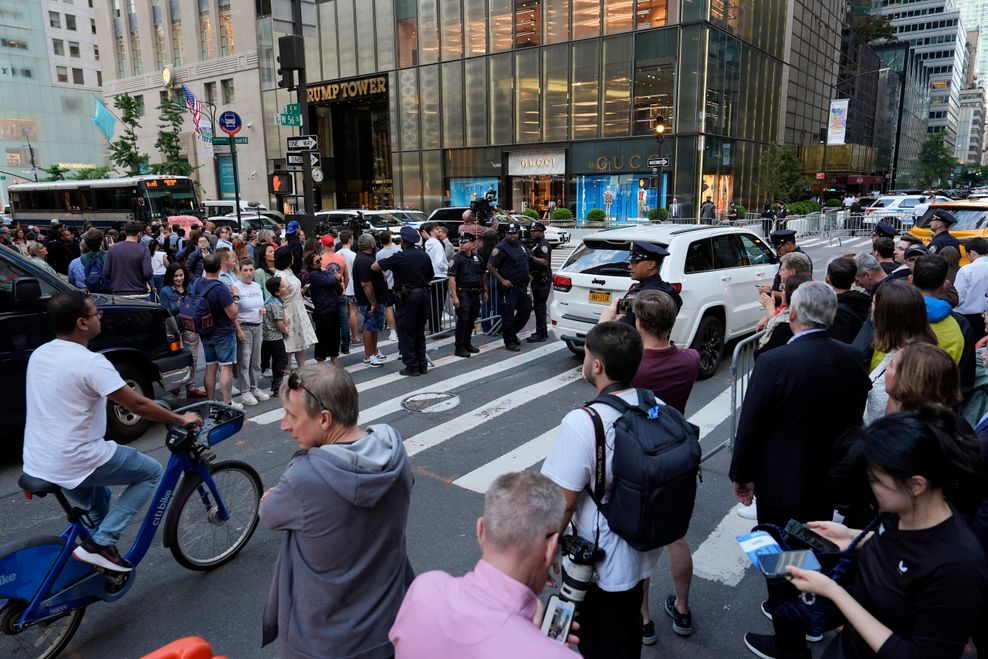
786, 407, 987, 658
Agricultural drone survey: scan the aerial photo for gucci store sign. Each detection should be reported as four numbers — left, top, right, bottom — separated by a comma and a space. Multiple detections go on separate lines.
508, 150, 565, 176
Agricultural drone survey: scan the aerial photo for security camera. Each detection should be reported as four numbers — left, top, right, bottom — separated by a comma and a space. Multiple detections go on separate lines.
246, 122, 253, 128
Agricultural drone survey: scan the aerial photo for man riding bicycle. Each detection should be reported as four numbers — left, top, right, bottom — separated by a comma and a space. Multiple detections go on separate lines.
22, 292, 202, 572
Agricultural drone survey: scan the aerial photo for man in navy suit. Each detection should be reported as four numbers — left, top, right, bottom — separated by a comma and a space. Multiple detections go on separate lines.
730, 281, 870, 659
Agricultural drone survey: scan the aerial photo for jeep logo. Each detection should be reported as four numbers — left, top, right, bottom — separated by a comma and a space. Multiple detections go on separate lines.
591, 278, 606, 286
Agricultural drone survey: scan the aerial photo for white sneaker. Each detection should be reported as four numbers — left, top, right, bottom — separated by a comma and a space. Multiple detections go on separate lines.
736, 500, 758, 520
252, 389, 270, 402
389, 330, 398, 341
375, 351, 386, 360
261, 368, 272, 378
231, 386, 241, 396
363, 356, 384, 367
229, 401, 244, 410
241, 391, 259, 406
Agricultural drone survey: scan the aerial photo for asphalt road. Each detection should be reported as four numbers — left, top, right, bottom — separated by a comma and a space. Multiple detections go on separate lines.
0, 230, 874, 658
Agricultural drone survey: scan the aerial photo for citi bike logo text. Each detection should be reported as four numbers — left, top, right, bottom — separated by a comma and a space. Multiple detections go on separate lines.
151, 490, 173, 527
0, 573, 16, 586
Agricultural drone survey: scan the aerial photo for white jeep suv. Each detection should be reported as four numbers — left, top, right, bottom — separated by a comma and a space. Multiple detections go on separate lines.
550, 224, 778, 379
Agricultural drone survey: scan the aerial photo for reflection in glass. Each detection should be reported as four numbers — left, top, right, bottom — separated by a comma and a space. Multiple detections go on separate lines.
420, 64, 441, 148
544, 0, 569, 44
602, 35, 633, 137
633, 29, 676, 135
399, 68, 420, 151
543, 44, 570, 142
515, 0, 542, 48
376, 0, 395, 70
489, 0, 513, 53
489, 53, 513, 144
356, 0, 376, 73
417, 0, 439, 64
515, 49, 541, 142
319, 2, 339, 81
635, 0, 673, 28
573, 0, 601, 40
464, 0, 487, 56
442, 61, 465, 147
397, 0, 417, 67
603, 0, 633, 34
337, 0, 356, 77
571, 40, 599, 139
401, 152, 423, 210
677, 24, 705, 134
422, 150, 443, 212
464, 58, 488, 146
441, 0, 463, 60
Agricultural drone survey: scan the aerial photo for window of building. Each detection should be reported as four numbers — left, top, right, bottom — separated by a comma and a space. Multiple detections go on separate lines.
602, 35, 633, 136
490, 0, 513, 52
571, 40, 599, 139
440, 0, 463, 60
72, 67, 84, 84
91, 17, 96, 34
633, 29, 677, 135
134, 94, 144, 117
172, 20, 184, 66
221, 78, 234, 104
573, 0, 600, 39
116, 35, 125, 78
542, 44, 569, 141
544, 0, 569, 43
219, 4, 235, 56
2, 38, 28, 49
65, 14, 76, 30
93, 44, 99, 60
489, 53, 513, 144
49, 11, 61, 28
113, 0, 120, 17
200, 9, 215, 60
515, 0, 542, 48
397, 0, 417, 67
68, 41, 80, 58
636, 0, 671, 28
131, 33, 142, 75
463, 0, 486, 55
515, 48, 541, 141
603, 0, 633, 34
53, 39, 65, 56
204, 81, 217, 104
97, 70, 102, 86
65, 0, 74, 4
154, 25, 166, 70
56, 66, 68, 82
464, 58, 487, 145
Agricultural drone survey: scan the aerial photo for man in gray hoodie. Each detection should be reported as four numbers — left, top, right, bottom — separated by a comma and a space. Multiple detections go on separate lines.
260, 364, 414, 659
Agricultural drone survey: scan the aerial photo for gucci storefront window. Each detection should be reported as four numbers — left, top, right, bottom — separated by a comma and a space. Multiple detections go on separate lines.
571, 139, 669, 222
507, 149, 566, 213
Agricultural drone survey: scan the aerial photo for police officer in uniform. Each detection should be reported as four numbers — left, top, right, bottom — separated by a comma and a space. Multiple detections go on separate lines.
871, 220, 897, 245
487, 223, 533, 352
448, 234, 489, 358
373, 226, 434, 376
526, 221, 553, 343
765, 229, 812, 305
615, 242, 683, 328
927, 209, 961, 254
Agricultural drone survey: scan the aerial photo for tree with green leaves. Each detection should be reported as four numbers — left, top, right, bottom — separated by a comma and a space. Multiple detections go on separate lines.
151, 99, 193, 176
850, 16, 897, 43
107, 93, 149, 176
757, 144, 804, 203
956, 164, 988, 188
916, 133, 957, 189
41, 164, 69, 181
71, 165, 114, 180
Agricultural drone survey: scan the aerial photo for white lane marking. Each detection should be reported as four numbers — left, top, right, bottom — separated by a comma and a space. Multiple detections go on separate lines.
455, 383, 735, 494
344, 335, 455, 375
404, 368, 583, 457
691, 507, 759, 586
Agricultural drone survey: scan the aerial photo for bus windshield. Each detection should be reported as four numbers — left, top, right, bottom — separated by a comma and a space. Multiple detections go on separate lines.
141, 179, 198, 219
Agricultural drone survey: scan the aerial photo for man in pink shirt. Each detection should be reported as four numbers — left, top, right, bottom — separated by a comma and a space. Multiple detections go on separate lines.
389, 471, 577, 658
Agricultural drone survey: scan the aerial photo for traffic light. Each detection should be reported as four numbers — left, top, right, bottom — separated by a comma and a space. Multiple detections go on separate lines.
277, 35, 304, 90
269, 171, 293, 196
654, 116, 667, 142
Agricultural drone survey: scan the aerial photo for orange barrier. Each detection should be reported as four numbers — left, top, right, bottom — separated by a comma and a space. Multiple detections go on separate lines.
141, 636, 227, 659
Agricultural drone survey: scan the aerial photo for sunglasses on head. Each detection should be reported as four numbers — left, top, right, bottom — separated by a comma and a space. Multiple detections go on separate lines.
287, 370, 327, 411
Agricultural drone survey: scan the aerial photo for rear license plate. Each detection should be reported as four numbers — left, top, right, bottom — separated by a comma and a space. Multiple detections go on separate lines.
588, 290, 611, 304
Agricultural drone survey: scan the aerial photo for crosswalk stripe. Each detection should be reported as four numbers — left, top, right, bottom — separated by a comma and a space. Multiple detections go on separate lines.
691, 507, 759, 587
404, 368, 583, 457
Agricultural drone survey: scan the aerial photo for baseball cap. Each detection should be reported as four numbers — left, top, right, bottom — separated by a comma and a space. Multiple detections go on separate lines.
286, 220, 300, 235
320, 234, 335, 247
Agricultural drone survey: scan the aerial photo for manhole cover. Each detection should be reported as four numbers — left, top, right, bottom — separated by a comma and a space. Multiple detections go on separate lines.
401, 392, 461, 413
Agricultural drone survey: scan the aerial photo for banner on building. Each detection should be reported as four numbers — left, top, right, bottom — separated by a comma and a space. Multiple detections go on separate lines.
827, 99, 849, 145
199, 116, 214, 158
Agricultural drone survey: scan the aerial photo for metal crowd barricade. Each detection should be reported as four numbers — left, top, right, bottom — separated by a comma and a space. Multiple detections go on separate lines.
425, 274, 502, 342
700, 329, 765, 464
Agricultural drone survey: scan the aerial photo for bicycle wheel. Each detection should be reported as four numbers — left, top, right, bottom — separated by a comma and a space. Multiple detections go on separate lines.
0, 599, 85, 659
163, 460, 262, 571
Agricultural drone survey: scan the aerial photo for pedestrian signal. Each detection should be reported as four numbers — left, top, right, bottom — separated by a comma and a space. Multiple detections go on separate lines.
269, 171, 293, 196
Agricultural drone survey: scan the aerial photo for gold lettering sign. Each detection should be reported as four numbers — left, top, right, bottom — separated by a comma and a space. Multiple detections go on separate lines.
307, 76, 388, 104
520, 158, 556, 168
595, 154, 657, 172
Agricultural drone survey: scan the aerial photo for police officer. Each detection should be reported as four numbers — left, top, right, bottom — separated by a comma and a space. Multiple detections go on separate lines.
373, 226, 434, 376
487, 223, 533, 352
448, 234, 489, 358
526, 221, 552, 343
765, 229, 812, 304
927, 209, 961, 254
871, 220, 898, 245
615, 242, 682, 329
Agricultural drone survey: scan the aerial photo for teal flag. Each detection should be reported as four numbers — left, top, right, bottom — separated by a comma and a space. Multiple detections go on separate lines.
92, 99, 116, 140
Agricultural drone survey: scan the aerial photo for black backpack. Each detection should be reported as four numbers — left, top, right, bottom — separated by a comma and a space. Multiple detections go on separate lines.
584, 388, 701, 551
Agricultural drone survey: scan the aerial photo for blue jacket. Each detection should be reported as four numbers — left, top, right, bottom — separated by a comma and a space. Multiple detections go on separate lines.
158, 285, 182, 317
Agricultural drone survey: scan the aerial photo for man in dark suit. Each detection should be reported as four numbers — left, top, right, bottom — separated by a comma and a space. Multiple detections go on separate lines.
730, 281, 870, 659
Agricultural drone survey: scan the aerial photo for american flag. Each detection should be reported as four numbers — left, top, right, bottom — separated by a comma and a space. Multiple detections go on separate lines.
181, 84, 202, 139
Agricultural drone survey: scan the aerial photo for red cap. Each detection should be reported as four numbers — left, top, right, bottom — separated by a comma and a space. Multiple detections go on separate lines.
320, 234, 335, 247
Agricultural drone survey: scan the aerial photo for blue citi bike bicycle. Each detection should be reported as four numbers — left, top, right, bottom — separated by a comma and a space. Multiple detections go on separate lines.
0, 402, 261, 658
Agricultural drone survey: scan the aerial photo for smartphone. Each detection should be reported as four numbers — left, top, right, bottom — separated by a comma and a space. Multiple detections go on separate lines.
541, 595, 576, 643
785, 519, 840, 553
758, 550, 822, 578
617, 297, 634, 314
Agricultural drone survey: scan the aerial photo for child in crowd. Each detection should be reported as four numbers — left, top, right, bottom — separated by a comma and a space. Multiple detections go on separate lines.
262, 276, 290, 396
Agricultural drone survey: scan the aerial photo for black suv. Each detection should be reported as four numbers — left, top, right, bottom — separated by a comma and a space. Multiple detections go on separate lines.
425, 207, 527, 241
0, 245, 193, 443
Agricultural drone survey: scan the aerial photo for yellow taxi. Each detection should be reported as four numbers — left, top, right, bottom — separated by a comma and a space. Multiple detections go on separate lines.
909, 200, 988, 264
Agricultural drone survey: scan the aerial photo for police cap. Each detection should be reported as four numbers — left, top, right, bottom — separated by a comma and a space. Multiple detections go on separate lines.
399, 225, 421, 244
629, 241, 670, 262
931, 209, 958, 226
904, 243, 929, 258
458, 234, 475, 245
873, 222, 898, 239
530, 221, 547, 232
505, 223, 522, 234
769, 229, 797, 246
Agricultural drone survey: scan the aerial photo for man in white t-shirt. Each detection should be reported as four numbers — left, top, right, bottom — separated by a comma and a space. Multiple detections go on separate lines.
22, 292, 202, 572
338, 229, 360, 348
541, 321, 662, 658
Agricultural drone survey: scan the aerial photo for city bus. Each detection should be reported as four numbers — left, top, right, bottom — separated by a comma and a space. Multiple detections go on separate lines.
8, 175, 201, 229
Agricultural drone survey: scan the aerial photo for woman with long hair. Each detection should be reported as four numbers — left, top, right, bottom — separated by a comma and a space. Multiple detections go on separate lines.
158, 262, 207, 399
11, 226, 28, 255
273, 246, 316, 369
864, 281, 938, 423
787, 407, 987, 658
305, 250, 342, 365
148, 239, 169, 293
885, 343, 961, 414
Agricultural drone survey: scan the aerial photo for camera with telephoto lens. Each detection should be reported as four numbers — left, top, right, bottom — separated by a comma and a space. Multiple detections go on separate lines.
471, 197, 494, 225
557, 534, 605, 604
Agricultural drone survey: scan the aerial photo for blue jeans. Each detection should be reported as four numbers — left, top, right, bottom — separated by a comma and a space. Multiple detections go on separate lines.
338, 294, 350, 349
63, 445, 163, 547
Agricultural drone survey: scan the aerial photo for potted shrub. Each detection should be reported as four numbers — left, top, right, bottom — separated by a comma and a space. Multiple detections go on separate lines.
585, 208, 606, 222
521, 208, 540, 219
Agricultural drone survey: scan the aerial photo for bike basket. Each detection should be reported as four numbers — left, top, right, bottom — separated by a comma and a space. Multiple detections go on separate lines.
172, 401, 246, 447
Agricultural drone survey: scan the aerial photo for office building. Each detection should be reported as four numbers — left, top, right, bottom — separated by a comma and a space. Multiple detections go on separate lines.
875, 0, 968, 149
874, 41, 932, 189
260, 1, 791, 220
955, 84, 985, 163
93, 0, 269, 203
0, 0, 108, 204
956, 0, 988, 83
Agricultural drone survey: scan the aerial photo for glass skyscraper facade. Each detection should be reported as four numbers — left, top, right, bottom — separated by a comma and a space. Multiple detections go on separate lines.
261, 0, 789, 220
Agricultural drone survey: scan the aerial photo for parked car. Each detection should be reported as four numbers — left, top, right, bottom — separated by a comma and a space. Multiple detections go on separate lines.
387, 209, 429, 225
314, 209, 407, 242
203, 200, 283, 223
0, 244, 193, 442
509, 214, 570, 247
864, 194, 951, 227
550, 225, 779, 379
212, 212, 283, 234
426, 206, 518, 240
910, 199, 988, 264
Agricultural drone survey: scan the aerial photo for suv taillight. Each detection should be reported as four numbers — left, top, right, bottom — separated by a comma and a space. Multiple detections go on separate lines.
553, 275, 572, 292
164, 315, 181, 352
670, 282, 683, 294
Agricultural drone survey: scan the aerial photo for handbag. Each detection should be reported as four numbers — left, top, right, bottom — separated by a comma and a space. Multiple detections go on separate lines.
757, 514, 884, 637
